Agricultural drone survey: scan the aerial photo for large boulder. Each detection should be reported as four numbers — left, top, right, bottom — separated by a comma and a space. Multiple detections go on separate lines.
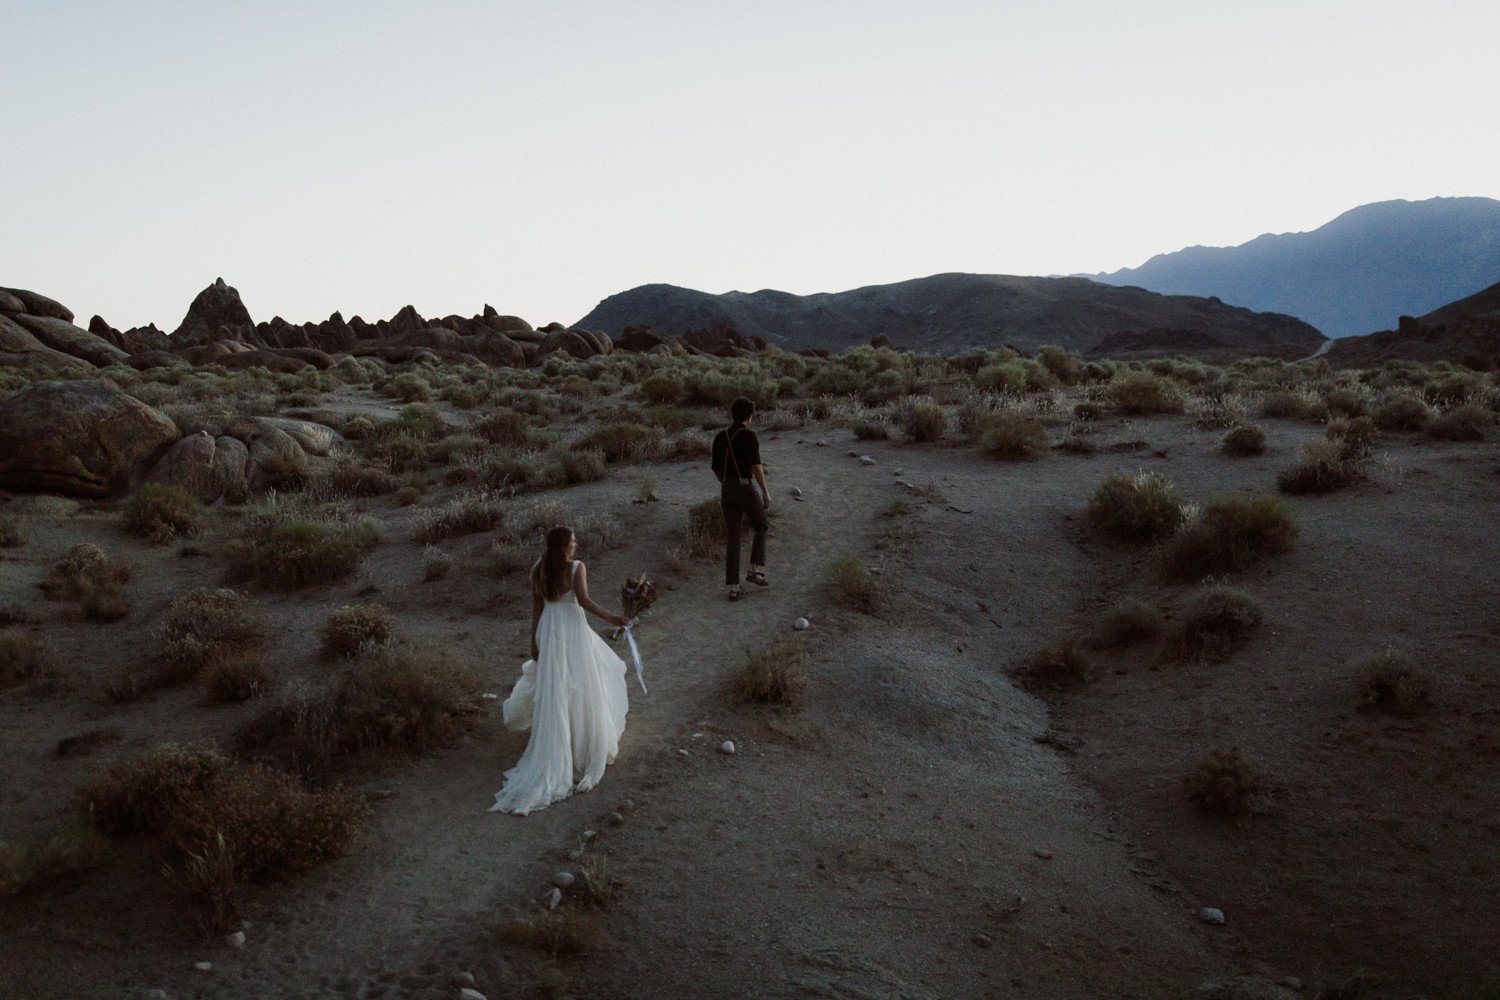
388, 305, 425, 338
681, 324, 753, 357
311, 312, 358, 353
0, 289, 27, 314
573, 329, 612, 356
170, 278, 256, 347
615, 325, 685, 356
0, 315, 96, 371
216, 350, 311, 374
481, 312, 537, 339
126, 350, 191, 371
0, 380, 180, 498
536, 329, 595, 361
244, 423, 310, 492
275, 347, 335, 369
0, 288, 73, 322
462, 330, 526, 368
120, 324, 172, 355
250, 416, 341, 457
397, 326, 466, 352
11, 314, 130, 367
143, 431, 249, 503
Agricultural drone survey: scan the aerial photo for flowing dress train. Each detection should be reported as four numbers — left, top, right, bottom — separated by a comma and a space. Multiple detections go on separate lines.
489, 562, 629, 815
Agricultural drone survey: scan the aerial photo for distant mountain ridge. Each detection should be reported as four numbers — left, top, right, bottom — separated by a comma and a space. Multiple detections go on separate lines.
1081, 197, 1500, 339
574, 273, 1324, 359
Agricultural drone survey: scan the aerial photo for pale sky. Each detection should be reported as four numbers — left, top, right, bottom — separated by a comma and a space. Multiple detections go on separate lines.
4, 1, 1497, 332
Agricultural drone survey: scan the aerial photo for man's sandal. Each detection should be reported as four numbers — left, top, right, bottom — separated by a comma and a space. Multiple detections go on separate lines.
727, 589, 741, 602
746, 571, 769, 586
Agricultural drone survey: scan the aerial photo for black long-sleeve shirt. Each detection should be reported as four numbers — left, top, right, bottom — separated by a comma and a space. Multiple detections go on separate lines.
711, 423, 762, 481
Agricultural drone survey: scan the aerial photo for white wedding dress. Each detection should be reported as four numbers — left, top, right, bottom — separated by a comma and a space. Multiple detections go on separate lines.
489, 561, 630, 815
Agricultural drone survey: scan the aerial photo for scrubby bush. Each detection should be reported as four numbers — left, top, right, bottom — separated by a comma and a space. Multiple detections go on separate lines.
734, 638, 808, 705
1024, 635, 1093, 687
1036, 345, 1084, 385
1159, 495, 1297, 583
1086, 472, 1183, 542
1277, 439, 1359, 495
1358, 648, 1431, 717
0, 819, 109, 898
157, 588, 265, 685
40, 543, 131, 621
395, 485, 422, 506
644, 404, 691, 432
1091, 599, 1161, 649
318, 460, 397, 498
123, 484, 202, 544
1168, 586, 1263, 662
805, 364, 865, 397
337, 645, 483, 750
386, 372, 432, 403
489, 542, 526, 577
1258, 389, 1310, 419
1073, 401, 1104, 421
1107, 371, 1183, 415
426, 433, 486, 464
1322, 388, 1366, 419
639, 374, 684, 405
78, 742, 229, 838
686, 498, 725, 555
0, 629, 56, 691
1183, 747, 1267, 816
852, 418, 890, 441
1371, 393, 1429, 431
552, 449, 607, 485
423, 545, 451, 581
1326, 415, 1377, 460
415, 491, 506, 542
976, 411, 1049, 461
825, 553, 877, 613
1426, 403, 1493, 441
473, 410, 532, 447
340, 415, 374, 440
226, 518, 381, 590
439, 382, 478, 409
321, 605, 393, 658
202, 653, 268, 704
1221, 423, 1266, 457
903, 403, 948, 442
576, 422, 654, 463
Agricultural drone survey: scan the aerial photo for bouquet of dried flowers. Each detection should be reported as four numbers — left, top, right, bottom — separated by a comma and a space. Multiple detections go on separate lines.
621, 572, 656, 623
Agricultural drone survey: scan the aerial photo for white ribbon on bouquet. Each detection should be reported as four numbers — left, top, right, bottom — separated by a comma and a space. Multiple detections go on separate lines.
621, 620, 647, 694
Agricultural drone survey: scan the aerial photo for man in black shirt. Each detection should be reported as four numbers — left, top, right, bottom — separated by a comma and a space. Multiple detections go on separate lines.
711, 397, 770, 601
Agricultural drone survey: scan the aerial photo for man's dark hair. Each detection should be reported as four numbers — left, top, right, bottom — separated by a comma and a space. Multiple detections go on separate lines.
730, 397, 755, 423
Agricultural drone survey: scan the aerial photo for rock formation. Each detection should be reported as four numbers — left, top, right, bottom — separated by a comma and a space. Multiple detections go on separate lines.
170, 277, 257, 346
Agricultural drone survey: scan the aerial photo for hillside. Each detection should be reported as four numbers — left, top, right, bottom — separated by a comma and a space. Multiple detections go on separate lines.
1325, 278, 1500, 368
574, 273, 1325, 358
1083, 197, 1500, 339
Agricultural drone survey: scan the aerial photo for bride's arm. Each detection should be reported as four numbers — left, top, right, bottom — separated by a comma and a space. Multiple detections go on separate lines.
530, 591, 543, 660
574, 563, 628, 627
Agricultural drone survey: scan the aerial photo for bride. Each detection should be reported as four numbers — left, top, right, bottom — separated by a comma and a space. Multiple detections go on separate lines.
489, 526, 632, 816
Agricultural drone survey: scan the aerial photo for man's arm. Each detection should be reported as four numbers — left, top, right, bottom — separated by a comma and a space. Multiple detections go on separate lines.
752, 463, 770, 509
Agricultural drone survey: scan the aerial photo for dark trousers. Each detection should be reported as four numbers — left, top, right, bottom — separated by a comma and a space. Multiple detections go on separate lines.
721, 479, 767, 585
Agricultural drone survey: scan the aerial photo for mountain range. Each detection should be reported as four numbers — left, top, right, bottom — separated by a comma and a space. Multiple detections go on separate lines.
1081, 197, 1500, 339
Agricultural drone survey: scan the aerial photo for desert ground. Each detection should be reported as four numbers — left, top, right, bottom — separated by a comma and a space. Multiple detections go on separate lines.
1, 349, 1498, 1000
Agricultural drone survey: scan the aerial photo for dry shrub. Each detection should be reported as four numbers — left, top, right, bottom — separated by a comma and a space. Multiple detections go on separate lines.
41, 543, 132, 620
903, 402, 948, 442
474, 409, 533, 447
1327, 415, 1377, 459
1091, 599, 1161, 649
1159, 495, 1297, 583
1168, 586, 1264, 662
227, 518, 382, 589
167, 764, 369, 880
0, 514, 26, 548
639, 374, 683, 405
320, 460, 397, 498
1358, 648, 1431, 717
123, 483, 202, 544
1107, 371, 1184, 415
157, 589, 264, 685
1074, 401, 1104, 421
424, 545, 452, 581
1183, 747, 1267, 816
395, 484, 422, 506
664, 544, 690, 576
1086, 471, 1183, 542
1221, 423, 1266, 457
976, 411, 1049, 461
666, 434, 712, 461
161, 832, 240, 933
386, 372, 431, 403
1056, 433, 1097, 455
337, 645, 483, 751
0, 629, 56, 691
1426, 403, 1493, 441
340, 415, 374, 440
1322, 387, 1366, 418
440, 382, 479, 409
553, 449, 607, 484
686, 498, 726, 555
734, 638, 808, 705
1277, 439, 1360, 495
202, 652, 268, 704
321, 604, 393, 658
825, 553, 878, 613
498, 908, 602, 956
78, 742, 230, 838
489, 542, 527, 577
1258, 389, 1310, 419
0, 819, 109, 898
1372, 393, 1429, 431
416, 491, 506, 542
1025, 635, 1093, 687
427, 433, 486, 465
852, 418, 890, 441
1036, 345, 1084, 384
576, 422, 654, 463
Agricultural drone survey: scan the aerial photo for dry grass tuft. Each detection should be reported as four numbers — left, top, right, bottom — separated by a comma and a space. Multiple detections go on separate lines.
1183, 747, 1267, 816
77, 742, 230, 838
1426, 403, 1493, 442
1025, 634, 1094, 687
575, 422, 654, 463
337, 644, 483, 751
1090, 599, 1161, 649
41, 543, 132, 621
1372, 393, 1429, 431
903, 402, 948, 442
0, 629, 58, 691
157, 589, 264, 686
321, 604, 393, 658
0, 819, 109, 898
489, 542, 527, 577
319, 460, 398, 498
1086, 471, 1183, 542
1221, 423, 1266, 457
579, 848, 613, 907
1168, 586, 1264, 662
824, 553, 878, 613
394, 484, 422, 506
497, 908, 603, 956
852, 418, 890, 441
415, 491, 506, 543
553, 448, 607, 484
733, 638, 809, 705
123, 483, 202, 544
1159, 495, 1297, 583
423, 545, 452, 581
1358, 648, 1431, 717
202, 652, 268, 704
473, 410, 533, 447
1277, 439, 1360, 495
686, 498, 725, 556
976, 411, 1049, 461
1108, 371, 1184, 415
227, 517, 381, 589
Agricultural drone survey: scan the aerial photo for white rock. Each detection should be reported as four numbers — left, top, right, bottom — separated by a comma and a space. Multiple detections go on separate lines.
720, 740, 736, 754
847, 450, 859, 457
459, 989, 488, 1000
894, 469, 904, 476
678, 748, 689, 755
454, 971, 476, 986
1033, 848, 1053, 859
194, 961, 213, 971
789, 487, 802, 496
481, 692, 498, 700
815, 440, 828, 447
225, 931, 245, 949
1198, 907, 1225, 925
581, 829, 596, 840
551, 872, 575, 889
547, 887, 562, 910
793, 617, 809, 630
860, 456, 876, 465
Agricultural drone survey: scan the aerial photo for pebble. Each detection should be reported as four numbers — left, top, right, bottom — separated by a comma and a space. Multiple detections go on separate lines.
481, 693, 498, 700
794, 495, 804, 501
678, 748, 690, 755
225, 931, 245, 949
453, 972, 476, 986
618, 799, 636, 814
608, 811, 626, 825
789, 487, 802, 496
568, 848, 583, 861
972, 933, 994, 949
1033, 848, 1053, 860
459, 989, 487, 1000
581, 829, 596, 840
720, 740, 736, 754
793, 617, 810, 630
1198, 907, 1225, 925
847, 450, 859, 457
551, 872, 575, 889
894, 468, 904, 475
859, 455, 876, 465
194, 961, 213, 972
546, 887, 562, 910
816, 440, 828, 447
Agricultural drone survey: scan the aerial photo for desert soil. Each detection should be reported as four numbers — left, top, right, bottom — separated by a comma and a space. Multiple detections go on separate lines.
1, 395, 1497, 1000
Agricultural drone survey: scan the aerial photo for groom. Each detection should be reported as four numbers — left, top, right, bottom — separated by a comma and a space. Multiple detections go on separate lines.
711, 397, 770, 602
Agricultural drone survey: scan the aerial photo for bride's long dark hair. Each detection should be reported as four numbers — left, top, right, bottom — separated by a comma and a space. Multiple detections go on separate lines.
530, 526, 575, 600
